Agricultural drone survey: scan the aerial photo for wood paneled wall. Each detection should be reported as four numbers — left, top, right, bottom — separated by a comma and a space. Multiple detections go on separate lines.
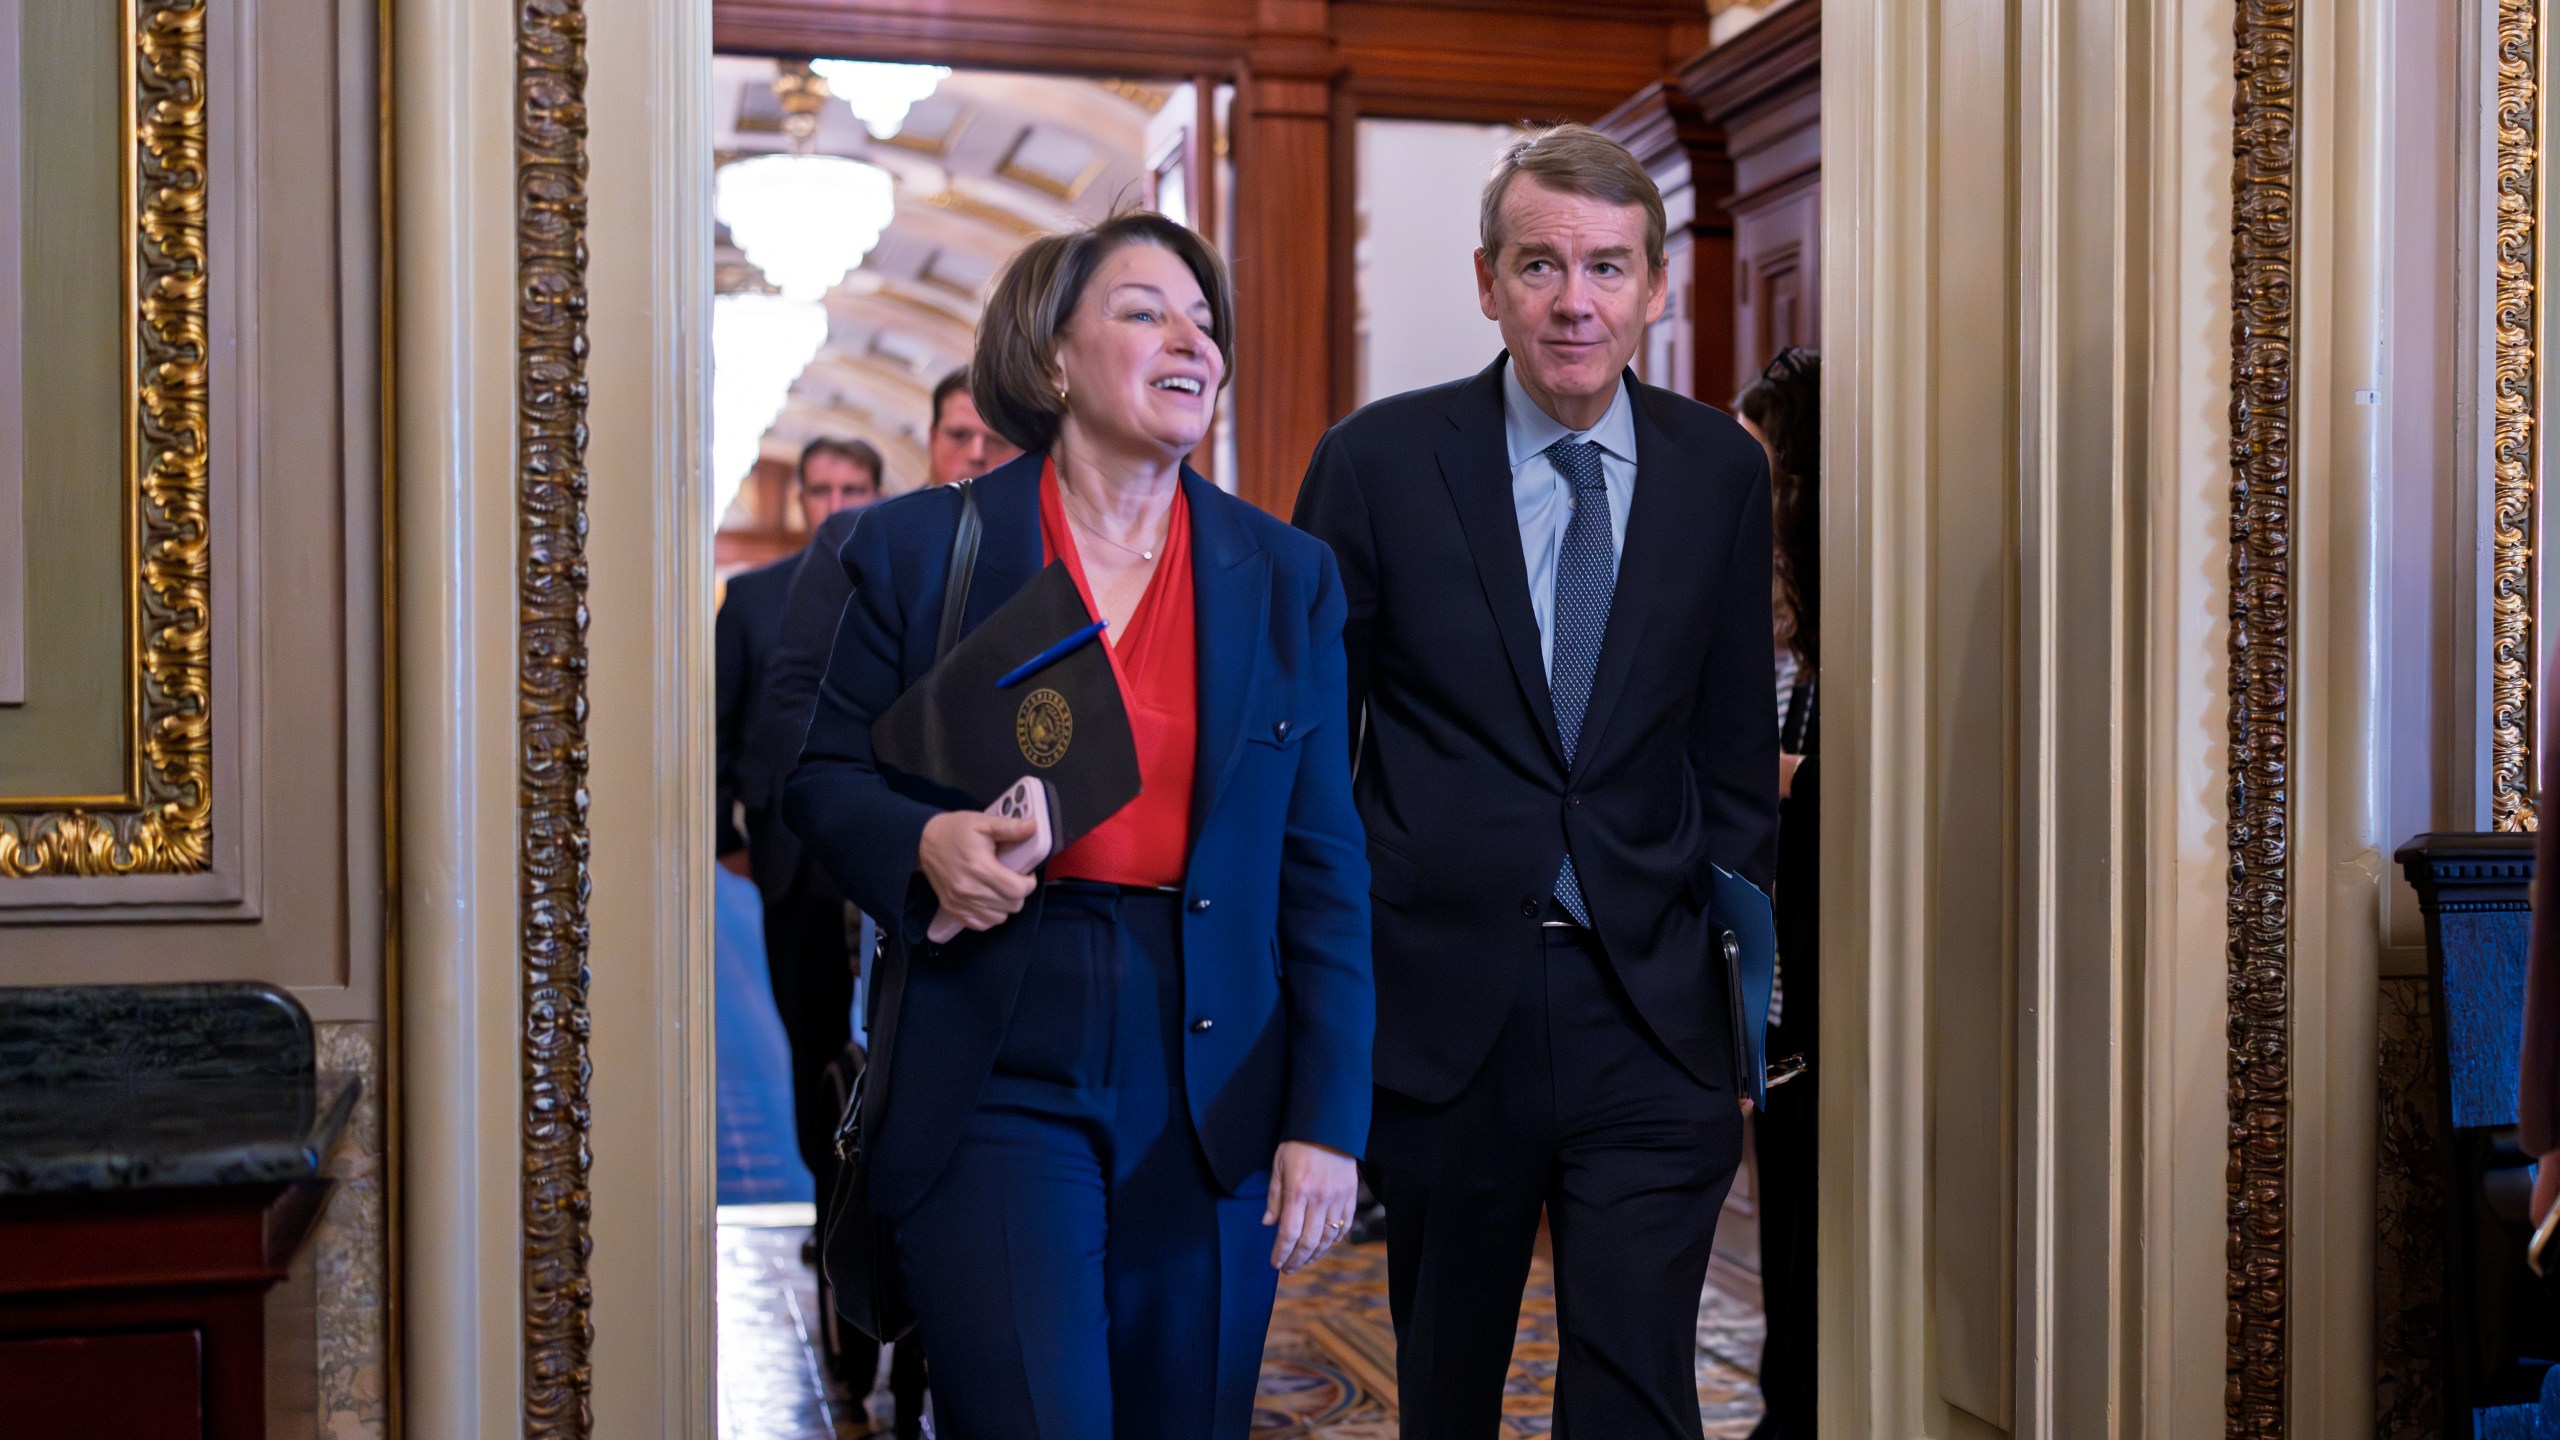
711, 0, 1708, 515
1600, 0, 1818, 411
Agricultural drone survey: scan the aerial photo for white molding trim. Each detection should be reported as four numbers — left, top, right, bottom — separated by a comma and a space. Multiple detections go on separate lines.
393, 0, 526, 1414
582, 0, 715, 1421
2289, 0, 2388, 1430
2139, 0, 2237, 1435
1820, 0, 1940, 1431
0, 0, 22, 708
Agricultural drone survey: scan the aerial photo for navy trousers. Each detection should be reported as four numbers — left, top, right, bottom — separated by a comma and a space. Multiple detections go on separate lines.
893, 885, 1279, 1440
1368, 924, 1745, 1439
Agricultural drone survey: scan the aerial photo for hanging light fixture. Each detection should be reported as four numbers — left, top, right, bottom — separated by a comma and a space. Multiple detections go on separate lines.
715, 154, 893, 302
811, 59, 951, 140
772, 60, 831, 152
709, 153, 896, 511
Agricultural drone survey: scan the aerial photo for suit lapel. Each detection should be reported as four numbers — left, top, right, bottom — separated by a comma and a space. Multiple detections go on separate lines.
1436, 357, 1565, 768
1184, 469, 1268, 826
957, 451, 1046, 637
1570, 381, 1689, 778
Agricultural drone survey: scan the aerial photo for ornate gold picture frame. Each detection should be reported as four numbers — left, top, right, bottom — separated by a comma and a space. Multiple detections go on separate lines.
2226, 4, 2297, 1433
0, 0, 211, 877
2493, 0, 2544, 834
517, 0, 596, 1429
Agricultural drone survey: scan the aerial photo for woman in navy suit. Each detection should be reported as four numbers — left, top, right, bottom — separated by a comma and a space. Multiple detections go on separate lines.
783, 212, 1373, 1440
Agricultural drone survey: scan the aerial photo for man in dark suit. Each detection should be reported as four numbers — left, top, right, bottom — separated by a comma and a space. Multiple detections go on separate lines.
1293, 124, 1778, 1438
741, 369, 1020, 850
716, 435, 883, 1199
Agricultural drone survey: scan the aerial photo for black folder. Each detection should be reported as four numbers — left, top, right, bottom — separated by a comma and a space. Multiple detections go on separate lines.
870, 561, 1142, 849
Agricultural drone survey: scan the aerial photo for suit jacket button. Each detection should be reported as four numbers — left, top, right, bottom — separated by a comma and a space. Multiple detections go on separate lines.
1567, 794, 1582, 808
1190, 1018, 1214, 1033
1520, 897, 1540, 918
1273, 719, 1291, 741
1191, 896, 1212, 912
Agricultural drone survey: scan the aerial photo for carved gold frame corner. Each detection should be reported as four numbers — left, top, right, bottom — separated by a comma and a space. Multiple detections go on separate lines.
516, 0, 595, 1430
2227, 2, 2297, 1435
0, 0, 212, 877
2493, 0, 2543, 834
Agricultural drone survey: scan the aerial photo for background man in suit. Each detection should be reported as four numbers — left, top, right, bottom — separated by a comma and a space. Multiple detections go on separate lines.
1293, 125, 1778, 1438
743, 369, 1021, 829
736, 370, 1013, 1432
717, 438, 884, 1191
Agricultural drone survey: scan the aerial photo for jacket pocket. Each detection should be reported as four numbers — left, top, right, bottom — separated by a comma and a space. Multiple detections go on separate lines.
1367, 840, 1418, 908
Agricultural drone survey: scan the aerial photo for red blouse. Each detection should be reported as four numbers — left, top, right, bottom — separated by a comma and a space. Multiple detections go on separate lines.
1039, 460, 1197, 887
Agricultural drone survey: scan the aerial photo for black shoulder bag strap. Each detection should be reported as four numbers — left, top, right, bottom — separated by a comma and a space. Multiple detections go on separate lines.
859, 479, 977, 1143
825, 480, 977, 1344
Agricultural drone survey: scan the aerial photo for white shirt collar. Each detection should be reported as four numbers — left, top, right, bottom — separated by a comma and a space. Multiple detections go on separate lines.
1501, 355, 1638, 471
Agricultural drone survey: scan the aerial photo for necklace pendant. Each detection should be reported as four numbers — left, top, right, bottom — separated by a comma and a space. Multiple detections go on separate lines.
1141, 550, 1154, 561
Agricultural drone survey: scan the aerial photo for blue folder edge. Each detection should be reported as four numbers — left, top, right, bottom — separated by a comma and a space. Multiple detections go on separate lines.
1710, 865, 1778, 1112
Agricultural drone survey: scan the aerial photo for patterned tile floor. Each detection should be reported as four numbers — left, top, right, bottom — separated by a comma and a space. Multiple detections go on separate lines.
716, 1210, 1766, 1440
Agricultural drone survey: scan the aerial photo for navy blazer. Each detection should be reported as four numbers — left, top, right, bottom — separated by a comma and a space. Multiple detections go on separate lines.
714, 554, 795, 859
1293, 354, 1779, 1104
783, 451, 1375, 1221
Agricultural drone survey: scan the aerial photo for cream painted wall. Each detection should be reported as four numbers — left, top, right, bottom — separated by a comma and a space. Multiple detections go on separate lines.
1354, 118, 1516, 405
395, 0, 710, 1426
3, 0, 387, 1021
1828, 0, 2386, 1432
2377, 0, 2496, 980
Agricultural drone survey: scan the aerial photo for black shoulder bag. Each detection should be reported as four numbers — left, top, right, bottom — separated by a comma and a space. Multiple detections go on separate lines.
822, 479, 980, 1344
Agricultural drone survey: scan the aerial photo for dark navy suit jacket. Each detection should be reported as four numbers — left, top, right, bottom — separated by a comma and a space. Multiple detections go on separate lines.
1293, 354, 1779, 1104
714, 554, 795, 861
783, 451, 1375, 1221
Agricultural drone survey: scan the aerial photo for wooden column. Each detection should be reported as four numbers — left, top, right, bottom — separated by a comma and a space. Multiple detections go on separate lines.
1680, 0, 1821, 382
1231, 1, 1341, 516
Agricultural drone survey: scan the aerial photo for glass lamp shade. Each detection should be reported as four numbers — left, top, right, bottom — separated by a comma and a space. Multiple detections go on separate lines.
811, 60, 951, 140
714, 155, 894, 302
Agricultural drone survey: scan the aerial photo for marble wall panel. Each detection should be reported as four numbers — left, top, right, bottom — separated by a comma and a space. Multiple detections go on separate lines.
2376, 975, 2449, 1440
314, 1020, 388, 1440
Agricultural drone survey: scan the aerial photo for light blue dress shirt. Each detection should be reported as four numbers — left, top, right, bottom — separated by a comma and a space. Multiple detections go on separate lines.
1503, 359, 1638, 678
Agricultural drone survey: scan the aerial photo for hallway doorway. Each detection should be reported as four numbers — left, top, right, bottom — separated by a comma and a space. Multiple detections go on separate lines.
697, 5, 1817, 1435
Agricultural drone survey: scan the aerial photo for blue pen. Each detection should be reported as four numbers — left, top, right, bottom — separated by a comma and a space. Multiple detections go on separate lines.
996, 619, 1109, 689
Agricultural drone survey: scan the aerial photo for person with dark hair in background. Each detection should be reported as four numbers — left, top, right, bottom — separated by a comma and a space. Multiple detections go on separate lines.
719, 436, 882, 894
717, 433, 886, 1188
926, 365, 1013, 490
1736, 345, 1819, 1440
786, 211, 1372, 1439
745, 371, 1023, 826
714, 435, 889, 1391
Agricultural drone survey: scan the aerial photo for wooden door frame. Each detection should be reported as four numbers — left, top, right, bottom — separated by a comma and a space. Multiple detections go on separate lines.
708, 0, 1706, 515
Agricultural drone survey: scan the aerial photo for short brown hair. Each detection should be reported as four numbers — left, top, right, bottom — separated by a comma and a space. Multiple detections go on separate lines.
972, 212, 1236, 454
1479, 124, 1666, 274
799, 436, 882, 489
929, 368, 971, 429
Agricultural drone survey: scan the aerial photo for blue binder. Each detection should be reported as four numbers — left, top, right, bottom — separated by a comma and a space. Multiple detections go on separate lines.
1710, 866, 1780, 1111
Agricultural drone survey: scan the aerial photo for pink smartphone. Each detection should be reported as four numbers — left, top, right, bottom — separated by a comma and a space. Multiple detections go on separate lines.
928, 776, 1055, 944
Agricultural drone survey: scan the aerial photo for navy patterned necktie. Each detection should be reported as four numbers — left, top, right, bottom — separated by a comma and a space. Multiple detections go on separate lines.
1546, 438, 1614, 925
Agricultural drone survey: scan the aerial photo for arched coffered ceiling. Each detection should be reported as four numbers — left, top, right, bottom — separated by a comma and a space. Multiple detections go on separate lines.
713, 58, 1166, 505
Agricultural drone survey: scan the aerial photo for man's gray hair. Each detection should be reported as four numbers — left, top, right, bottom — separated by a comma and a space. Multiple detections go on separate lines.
1479, 123, 1667, 274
